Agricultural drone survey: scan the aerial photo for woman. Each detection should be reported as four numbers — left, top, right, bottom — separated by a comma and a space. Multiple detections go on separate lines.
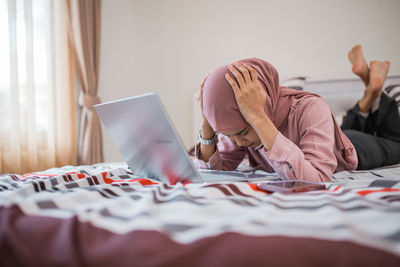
194, 45, 400, 182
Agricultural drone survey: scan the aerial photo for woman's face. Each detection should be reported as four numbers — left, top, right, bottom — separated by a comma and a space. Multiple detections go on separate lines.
218, 126, 262, 147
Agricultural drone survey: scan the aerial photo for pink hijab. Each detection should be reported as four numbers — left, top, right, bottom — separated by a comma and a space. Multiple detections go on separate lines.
202, 58, 354, 153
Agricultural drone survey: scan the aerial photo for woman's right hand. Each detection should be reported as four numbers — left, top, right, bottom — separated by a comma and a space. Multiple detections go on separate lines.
197, 74, 216, 162
197, 74, 208, 115
198, 74, 215, 138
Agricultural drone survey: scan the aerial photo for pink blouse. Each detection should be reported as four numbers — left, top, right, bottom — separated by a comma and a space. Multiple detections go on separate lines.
195, 96, 358, 182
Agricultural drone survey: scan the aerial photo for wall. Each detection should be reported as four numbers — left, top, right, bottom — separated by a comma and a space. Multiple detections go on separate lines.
98, 0, 400, 162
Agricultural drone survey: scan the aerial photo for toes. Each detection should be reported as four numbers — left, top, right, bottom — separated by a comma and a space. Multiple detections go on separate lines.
370, 60, 391, 73
370, 60, 378, 66
351, 44, 362, 53
348, 45, 362, 58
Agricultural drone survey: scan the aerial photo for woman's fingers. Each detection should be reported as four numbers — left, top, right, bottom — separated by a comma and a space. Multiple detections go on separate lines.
197, 73, 209, 102
225, 73, 240, 93
243, 63, 257, 81
243, 63, 257, 82
228, 65, 245, 89
228, 63, 256, 90
200, 73, 209, 89
235, 63, 251, 83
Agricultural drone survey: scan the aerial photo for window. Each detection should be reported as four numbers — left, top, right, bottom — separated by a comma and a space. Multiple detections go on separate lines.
0, 0, 77, 174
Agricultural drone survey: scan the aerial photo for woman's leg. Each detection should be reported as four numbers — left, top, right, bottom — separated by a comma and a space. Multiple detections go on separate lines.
342, 45, 391, 132
374, 93, 400, 142
341, 45, 371, 131
343, 88, 400, 169
348, 45, 369, 87
342, 45, 400, 169
343, 129, 400, 170
358, 60, 391, 113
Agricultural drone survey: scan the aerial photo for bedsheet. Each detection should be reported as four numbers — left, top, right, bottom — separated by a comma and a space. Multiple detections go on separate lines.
1, 163, 400, 266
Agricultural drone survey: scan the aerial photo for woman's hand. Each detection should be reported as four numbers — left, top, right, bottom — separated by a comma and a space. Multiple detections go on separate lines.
197, 74, 209, 117
225, 63, 267, 127
197, 74, 214, 138
225, 62, 278, 150
197, 74, 217, 161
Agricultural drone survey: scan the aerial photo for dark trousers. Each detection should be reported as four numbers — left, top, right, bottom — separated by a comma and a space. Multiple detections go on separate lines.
341, 93, 400, 170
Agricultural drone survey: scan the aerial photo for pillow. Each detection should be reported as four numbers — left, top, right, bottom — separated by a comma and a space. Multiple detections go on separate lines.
384, 84, 400, 114
280, 76, 307, 90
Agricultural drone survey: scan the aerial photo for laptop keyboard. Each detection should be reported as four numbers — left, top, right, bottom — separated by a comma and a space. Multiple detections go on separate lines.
198, 170, 280, 183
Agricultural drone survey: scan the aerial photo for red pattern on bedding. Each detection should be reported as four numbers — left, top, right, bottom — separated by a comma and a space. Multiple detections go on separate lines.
1, 163, 400, 266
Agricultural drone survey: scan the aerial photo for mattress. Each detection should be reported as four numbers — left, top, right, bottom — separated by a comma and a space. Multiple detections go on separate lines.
1, 163, 400, 266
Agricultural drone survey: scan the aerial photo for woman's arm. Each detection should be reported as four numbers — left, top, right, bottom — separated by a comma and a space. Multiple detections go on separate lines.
196, 74, 246, 169
196, 104, 247, 171
225, 63, 337, 182
197, 74, 217, 162
251, 113, 278, 150
195, 135, 247, 171
198, 118, 216, 162
261, 98, 338, 182
225, 62, 279, 150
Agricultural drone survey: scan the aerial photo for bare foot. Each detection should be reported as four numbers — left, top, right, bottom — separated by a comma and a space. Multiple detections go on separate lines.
358, 60, 390, 113
348, 45, 369, 86
369, 60, 390, 94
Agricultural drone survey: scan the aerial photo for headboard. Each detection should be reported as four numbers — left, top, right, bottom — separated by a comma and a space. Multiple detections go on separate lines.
303, 75, 400, 124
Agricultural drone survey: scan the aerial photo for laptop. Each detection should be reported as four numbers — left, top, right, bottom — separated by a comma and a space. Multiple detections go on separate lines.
94, 93, 276, 183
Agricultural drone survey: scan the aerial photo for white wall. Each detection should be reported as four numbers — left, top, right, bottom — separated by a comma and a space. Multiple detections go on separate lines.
98, 0, 400, 162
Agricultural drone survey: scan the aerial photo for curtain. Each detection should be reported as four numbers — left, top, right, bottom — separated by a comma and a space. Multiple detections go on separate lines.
0, 0, 77, 174
66, 0, 103, 165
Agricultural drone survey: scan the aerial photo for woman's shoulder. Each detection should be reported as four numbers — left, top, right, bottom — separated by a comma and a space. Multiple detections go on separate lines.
293, 95, 331, 114
290, 95, 334, 130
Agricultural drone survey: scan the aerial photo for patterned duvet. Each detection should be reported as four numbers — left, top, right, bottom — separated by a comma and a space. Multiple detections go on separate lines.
1, 163, 400, 266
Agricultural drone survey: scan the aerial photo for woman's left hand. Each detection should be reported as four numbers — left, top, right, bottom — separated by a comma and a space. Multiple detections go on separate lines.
225, 63, 267, 126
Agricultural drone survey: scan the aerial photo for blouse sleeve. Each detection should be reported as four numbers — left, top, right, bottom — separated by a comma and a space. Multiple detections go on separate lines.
261, 98, 338, 182
194, 135, 247, 171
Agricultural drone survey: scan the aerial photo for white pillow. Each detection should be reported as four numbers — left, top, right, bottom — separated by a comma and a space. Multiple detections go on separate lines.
384, 84, 400, 115
280, 76, 307, 90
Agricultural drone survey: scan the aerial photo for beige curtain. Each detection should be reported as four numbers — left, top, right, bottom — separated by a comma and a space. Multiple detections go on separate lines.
0, 0, 77, 174
66, 0, 103, 165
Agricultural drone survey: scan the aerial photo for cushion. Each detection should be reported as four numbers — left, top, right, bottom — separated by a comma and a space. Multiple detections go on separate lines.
280, 76, 307, 90
384, 84, 400, 114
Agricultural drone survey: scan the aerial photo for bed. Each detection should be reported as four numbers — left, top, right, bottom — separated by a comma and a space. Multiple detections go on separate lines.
1, 77, 400, 266
1, 162, 400, 266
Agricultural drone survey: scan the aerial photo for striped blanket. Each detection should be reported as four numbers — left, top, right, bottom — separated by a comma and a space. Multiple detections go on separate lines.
1, 163, 400, 266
